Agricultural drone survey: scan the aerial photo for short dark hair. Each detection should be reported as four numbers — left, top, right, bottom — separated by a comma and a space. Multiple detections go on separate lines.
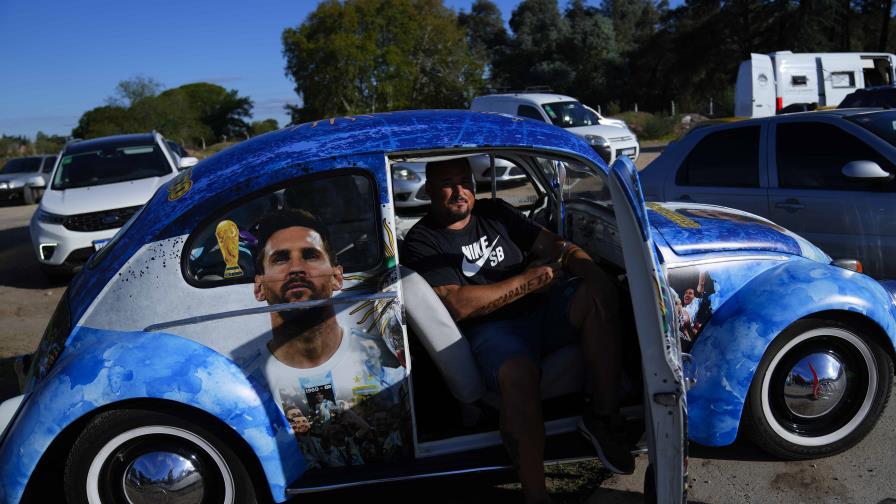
424, 157, 471, 180
253, 208, 335, 273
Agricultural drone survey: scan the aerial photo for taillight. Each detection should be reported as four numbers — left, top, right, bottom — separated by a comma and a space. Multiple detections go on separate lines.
776, 97, 783, 111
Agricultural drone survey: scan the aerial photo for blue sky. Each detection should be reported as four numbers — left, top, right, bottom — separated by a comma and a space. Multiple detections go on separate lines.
0, 0, 594, 139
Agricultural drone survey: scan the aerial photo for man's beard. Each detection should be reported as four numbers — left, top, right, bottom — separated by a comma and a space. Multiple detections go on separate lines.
443, 195, 471, 223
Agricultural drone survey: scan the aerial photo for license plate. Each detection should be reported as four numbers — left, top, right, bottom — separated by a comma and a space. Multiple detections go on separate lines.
93, 239, 111, 251
621, 148, 636, 156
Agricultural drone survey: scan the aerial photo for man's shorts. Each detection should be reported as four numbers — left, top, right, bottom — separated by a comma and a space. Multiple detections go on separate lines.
463, 278, 582, 392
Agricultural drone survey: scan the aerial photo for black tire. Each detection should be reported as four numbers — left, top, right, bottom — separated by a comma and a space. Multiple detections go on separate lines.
744, 319, 893, 459
64, 408, 257, 504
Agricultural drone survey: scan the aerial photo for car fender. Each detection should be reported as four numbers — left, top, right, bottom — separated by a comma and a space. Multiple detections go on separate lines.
686, 259, 896, 446
0, 326, 303, 504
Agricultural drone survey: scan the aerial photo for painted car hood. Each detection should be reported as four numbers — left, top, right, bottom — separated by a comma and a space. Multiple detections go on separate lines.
41, 175, 174, 215
647, 202, 828, 260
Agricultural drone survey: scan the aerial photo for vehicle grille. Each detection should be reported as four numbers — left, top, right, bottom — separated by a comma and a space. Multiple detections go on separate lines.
609, 136, 633, 142
508, 166, 523, 176
415, 186, 430, 201
63, 205, 142, 232
64, 247, 95, 266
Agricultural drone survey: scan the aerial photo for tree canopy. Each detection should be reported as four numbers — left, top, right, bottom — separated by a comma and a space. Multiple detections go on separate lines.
282, 0, 485, 123
73, 80, 254, 146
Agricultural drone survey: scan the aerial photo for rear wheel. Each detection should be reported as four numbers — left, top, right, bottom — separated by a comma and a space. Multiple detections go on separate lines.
64, 409, 257, 504
745, 319, 892, 459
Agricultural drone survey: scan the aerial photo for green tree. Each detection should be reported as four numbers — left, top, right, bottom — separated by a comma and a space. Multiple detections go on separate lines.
281, 0, 485, 123
107, 75, 164, 107
495, 0, 573, 90
249, 119, 280, 136
163, 83, 253, 139
34, 131, 67, 154
458, 0, 509, 84
72, 105, 134, 139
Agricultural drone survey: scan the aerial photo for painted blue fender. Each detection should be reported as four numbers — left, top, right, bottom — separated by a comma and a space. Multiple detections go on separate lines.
0, 327, 303, 504
687, 259, 896, 446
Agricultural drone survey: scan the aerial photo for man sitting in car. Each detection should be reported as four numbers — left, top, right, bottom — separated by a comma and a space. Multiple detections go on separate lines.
401, 157, 633, 504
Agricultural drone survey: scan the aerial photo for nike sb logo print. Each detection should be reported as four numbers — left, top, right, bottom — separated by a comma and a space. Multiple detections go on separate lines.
461, 235, 504, 277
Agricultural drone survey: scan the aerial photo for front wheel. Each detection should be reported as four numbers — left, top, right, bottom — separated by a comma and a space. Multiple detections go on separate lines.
64, 409, 257, 504
745, 319, 893, 459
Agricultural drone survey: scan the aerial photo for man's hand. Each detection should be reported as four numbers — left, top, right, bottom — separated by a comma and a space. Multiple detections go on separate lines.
524, 261, 561, 294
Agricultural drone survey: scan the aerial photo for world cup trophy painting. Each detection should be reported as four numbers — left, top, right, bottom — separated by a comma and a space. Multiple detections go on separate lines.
215, 219, 243, 278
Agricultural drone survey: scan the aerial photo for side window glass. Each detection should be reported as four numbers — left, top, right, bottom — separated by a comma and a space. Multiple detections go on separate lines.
676, 126, 760, 188
42, 156, 57, 173
186, 172, 381, 286
776, 122, 896, 191
474, 155, 540, 209
516, 105, 545, 122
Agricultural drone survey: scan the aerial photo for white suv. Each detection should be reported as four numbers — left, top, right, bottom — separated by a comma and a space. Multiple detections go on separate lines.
471, 93, 639, 164
30, 132, 198, 276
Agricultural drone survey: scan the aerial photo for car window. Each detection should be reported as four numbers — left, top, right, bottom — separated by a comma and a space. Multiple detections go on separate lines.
53, 143, 172, 189
516, 105, 546, 122
776, 122, 896, 191
675, 126, 761, 188
186, 172, 381, 286
475, 156, 540, 209
1, 157, 42, 174
542, 101, 600, 128
41, 156, 57, 173
846, 110, 896, 147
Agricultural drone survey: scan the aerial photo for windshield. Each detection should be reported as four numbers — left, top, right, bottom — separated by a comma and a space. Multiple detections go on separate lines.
846, 111, 896, 148
53, 142, 171, 190
542, 101, 600, 128
2, 157, 42, 174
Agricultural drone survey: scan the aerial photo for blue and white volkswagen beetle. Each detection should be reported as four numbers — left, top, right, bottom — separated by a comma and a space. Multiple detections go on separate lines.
0, 110, 891, 504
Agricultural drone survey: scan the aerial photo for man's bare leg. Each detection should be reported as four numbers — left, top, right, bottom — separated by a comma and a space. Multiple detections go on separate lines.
569, 280, 622, 415
569, 278, 635, 474
498, 356, 550, 504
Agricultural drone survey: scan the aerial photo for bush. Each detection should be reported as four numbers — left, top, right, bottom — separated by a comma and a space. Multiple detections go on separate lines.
614, 111, 677, 140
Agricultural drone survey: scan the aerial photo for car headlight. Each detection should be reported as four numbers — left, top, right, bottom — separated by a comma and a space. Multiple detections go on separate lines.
0, 182, 7, 190
392, 168, 420, 182
6, 179, 20, 188
36, 208, 66, 224
584, 135, 609, 148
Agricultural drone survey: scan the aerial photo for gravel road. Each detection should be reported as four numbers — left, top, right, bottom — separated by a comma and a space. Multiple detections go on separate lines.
2, 145, 895, 503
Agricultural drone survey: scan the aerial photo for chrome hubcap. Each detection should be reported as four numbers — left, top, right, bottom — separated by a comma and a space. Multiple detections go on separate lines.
783, 352, 847, 418
122, 451, 205, 504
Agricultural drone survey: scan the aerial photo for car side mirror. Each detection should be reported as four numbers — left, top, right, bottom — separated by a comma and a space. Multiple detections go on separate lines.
178, 157, 199, 170
841, 160, 893, 181
26, 175, 46, 188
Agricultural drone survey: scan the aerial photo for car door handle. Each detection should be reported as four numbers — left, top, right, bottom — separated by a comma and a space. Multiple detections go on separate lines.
775, 199, 804, 211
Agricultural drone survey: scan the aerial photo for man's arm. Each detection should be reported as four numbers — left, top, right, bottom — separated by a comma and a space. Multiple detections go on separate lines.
530, 227, 620, 319
434, 263, 558, 321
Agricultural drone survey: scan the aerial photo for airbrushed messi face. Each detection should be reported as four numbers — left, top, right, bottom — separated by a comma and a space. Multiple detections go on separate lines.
254, 226, 343, 305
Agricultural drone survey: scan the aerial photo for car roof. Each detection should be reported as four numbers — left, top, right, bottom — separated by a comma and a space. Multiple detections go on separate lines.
476, 93, 579, 105
186, 109, 602, 188
64, 133, 159, 155
689, 108, 887, 133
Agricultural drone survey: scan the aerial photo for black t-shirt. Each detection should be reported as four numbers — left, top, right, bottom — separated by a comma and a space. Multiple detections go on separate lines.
401, 198, 542, 324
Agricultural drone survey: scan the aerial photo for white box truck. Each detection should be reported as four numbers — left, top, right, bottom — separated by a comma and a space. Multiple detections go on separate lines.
734, 51, 896, 117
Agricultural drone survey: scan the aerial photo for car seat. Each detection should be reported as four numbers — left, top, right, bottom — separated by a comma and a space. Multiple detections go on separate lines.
399, 266, 586, 409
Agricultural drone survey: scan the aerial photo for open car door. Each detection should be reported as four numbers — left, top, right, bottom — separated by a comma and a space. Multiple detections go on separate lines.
607, 157, 688, 503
